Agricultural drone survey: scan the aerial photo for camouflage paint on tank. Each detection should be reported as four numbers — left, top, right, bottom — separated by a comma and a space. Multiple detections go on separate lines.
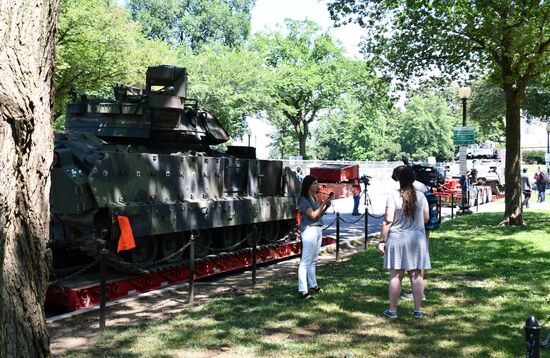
50, 65, 301, 258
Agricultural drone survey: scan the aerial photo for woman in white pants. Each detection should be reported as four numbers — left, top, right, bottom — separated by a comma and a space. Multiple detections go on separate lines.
297, 175, 333, 300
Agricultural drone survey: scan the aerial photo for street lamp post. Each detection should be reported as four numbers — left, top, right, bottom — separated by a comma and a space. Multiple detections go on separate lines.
458, 86, 472, 215
247, 127, 252, 147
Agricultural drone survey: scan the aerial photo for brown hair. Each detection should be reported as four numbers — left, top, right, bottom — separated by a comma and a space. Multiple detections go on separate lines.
398, 166, 416, 218
300, 175, 317, 198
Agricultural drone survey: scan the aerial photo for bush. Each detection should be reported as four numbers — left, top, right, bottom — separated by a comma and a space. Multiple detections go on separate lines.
522, 150, 545, 164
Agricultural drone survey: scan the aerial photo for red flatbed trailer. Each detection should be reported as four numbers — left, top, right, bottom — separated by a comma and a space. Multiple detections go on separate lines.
46, 237, 336, 312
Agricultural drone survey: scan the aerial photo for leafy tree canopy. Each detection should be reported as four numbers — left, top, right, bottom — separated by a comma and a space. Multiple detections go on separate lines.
182, 44, 273, 138
327, 0, 550, 224
127, 0, 254, 50
398, 94, 456, 162
312, 59, 396, 161
254, 19, 382, 159
55, 0, 175, 128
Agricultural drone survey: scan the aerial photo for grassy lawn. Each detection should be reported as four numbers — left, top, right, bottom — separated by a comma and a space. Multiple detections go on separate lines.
65, 211, 550, 357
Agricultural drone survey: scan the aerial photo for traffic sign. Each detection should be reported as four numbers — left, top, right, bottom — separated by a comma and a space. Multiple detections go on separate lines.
453, 126, 475, 145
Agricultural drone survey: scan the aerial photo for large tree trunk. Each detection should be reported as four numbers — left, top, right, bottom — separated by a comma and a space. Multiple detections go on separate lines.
500, 85, 524, 226
0, 1, 59, 356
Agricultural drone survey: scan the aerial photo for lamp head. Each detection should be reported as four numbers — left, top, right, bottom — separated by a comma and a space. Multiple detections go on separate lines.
247, 127, 252, 136
546, 122, 550, 133
458, 86, 471, 100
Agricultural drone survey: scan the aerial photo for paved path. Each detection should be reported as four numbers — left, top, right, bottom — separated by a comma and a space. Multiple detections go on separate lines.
47, 193, 549, 356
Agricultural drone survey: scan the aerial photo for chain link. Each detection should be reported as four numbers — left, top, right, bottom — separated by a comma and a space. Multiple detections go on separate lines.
339, 213, 366, 224
322, 218, 336, 230
49, 256, 101, 286
136, 240, 193, 268
194, 231, 253, 253
259, 226, 298, 243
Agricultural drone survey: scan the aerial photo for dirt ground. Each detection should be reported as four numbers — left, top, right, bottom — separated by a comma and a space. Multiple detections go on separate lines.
47, 238, 369, 357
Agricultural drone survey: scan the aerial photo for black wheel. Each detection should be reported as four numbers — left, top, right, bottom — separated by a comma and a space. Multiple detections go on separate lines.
261, 220, 281, 243
222, 226, 242, 249
194, 230, 213, 257
130, 236, 159, 265
160, 234, 185, 261
244, 224, 261, 245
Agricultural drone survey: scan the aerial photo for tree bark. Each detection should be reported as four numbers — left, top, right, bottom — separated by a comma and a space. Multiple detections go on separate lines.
298, 121, 308, 159
0, 1, 59, 356
500, 84, 524, 226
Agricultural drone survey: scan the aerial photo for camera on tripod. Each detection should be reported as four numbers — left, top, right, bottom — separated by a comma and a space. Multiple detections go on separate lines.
401, 156, 444, 189
360, 175, 371, 186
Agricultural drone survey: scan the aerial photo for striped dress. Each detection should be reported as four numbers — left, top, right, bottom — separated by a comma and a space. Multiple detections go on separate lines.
383, 189, 431, 270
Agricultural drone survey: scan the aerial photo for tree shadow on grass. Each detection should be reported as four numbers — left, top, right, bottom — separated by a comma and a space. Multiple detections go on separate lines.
64, 211, 550, 357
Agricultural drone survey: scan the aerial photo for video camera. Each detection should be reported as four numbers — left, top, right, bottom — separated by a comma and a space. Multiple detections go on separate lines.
402, 156, 445, 188
360, 175, 371, 186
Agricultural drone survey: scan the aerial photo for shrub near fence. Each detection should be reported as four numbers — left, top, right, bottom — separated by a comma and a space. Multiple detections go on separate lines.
522, 150, 545, 164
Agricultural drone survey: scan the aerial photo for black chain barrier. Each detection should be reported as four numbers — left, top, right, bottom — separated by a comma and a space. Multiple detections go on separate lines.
338, 213, 366, 224
322, 218, 337, 230
48, 256, 101, 286
259, 229, 297, 244
194, 231, 254, 253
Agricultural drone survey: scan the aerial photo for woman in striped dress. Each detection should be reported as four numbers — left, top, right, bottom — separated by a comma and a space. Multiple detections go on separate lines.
378, 166, 430, 318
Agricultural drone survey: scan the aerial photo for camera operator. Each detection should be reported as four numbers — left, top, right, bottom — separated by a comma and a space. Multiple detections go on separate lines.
352, 177, 362, 216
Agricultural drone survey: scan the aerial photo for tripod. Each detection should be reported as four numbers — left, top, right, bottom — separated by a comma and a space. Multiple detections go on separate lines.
361, 183, 374, 214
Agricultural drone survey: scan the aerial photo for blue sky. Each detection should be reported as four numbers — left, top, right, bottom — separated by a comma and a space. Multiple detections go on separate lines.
251, 0, 365, 57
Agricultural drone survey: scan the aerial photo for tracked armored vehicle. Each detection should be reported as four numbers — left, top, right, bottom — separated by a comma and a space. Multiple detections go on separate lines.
50, 65, 300, 268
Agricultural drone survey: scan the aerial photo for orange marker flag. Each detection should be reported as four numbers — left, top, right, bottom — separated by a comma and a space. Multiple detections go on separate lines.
117, 215, 136, 253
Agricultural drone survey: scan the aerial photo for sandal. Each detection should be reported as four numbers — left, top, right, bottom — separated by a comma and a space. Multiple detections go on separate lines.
299, 292, 314, 300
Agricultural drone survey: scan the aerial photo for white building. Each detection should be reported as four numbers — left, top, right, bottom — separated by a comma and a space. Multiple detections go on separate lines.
522, 120, 548, 152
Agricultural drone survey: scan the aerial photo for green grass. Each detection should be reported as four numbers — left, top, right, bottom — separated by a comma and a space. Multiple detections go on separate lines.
64, 211, 550, 357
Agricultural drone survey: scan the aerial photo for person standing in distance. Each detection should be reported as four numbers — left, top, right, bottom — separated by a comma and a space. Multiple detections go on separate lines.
297, 175, 333, 300
520, 168, 532, 208
351, 177, 362, 215
534, 166, 548, 203
378, 166, 430, 318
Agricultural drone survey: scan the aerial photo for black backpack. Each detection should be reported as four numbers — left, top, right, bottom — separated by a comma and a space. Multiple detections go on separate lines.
538, 172, 549, 184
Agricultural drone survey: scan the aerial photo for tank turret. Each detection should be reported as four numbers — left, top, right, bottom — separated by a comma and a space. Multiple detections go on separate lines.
66, 65, 229, 148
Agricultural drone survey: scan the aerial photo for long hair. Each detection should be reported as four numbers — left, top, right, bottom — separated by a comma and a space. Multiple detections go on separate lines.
300, 175, 317, 198
399, 166, 417, 218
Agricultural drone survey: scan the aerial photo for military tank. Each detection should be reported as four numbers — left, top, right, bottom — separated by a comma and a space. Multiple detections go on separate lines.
50, 65, 300, 269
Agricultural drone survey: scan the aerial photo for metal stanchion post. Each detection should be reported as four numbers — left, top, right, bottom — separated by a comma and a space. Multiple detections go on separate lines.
99, 248, 107, 331
525, 316, 540, 358
252, 225, 257, 286
437, 196, 442, 225
364, 206, 368, 250
336, 212, 340, 261
188, 234, 195, 304
451, 193, 454, 220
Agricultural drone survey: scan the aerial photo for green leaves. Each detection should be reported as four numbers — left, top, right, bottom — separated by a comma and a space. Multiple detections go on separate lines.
127, 0, 254, 51
54, 0, 175, 124
254, 19, 382, 159
183, 44, 273, 138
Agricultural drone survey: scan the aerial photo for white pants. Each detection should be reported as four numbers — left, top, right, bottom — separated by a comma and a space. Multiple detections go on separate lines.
298, 226, 323, 293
